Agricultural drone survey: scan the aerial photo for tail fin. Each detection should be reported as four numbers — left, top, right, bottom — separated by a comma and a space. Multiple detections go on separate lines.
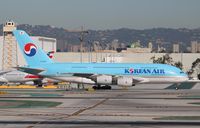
13, 30, 53, 66
47, 51, 55, 59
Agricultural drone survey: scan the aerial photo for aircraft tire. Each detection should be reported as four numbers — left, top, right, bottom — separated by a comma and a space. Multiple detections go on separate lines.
93, 86, 97, 90
93, 85, 111, 90
103, 85, 111, 90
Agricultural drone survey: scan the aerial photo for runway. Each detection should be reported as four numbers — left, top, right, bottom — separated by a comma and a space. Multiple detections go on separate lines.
0, 85, 200, 128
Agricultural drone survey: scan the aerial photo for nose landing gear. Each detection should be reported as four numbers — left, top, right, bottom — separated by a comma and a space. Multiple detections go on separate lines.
175, 83, 180, 90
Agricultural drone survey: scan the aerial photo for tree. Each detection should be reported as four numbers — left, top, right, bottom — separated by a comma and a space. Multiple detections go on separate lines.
188, 58, 200, 79
151, 54, 173, 65
151, 54, 183, 70
173, 61, 183, 70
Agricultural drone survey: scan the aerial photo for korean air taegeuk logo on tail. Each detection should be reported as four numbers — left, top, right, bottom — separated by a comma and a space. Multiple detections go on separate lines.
24, 43, 37, 57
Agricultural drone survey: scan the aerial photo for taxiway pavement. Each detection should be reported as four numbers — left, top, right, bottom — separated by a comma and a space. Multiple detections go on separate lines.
0, 84, 200, 128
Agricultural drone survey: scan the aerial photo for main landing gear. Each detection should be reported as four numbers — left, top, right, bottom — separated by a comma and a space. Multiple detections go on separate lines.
93, 85, 112, 90
33, 80, 43, 87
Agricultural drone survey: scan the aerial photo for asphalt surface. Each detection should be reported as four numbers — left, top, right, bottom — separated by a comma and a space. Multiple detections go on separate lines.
0, 84, 200, 128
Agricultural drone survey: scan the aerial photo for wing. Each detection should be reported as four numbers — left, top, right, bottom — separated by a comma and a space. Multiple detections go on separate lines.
14, 67, 147, 85
14, 67, 45, 75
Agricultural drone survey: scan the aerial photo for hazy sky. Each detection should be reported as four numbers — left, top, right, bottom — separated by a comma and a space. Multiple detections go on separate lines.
0, 0, 199, 30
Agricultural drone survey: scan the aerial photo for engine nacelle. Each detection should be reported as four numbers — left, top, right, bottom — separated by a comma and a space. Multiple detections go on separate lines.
117, 76, 133, 87
92, 75, 134, 86
95, 75, 112, 85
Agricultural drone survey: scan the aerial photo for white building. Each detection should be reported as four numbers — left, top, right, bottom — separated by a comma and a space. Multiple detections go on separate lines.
173, 44, 180, 53
31, 36, 56, 52
191, 41, 198, 53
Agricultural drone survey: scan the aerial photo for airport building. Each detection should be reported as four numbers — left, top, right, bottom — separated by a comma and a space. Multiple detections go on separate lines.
31, 36, 56, 52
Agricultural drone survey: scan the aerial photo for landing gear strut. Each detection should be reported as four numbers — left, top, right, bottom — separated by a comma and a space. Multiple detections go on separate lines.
34, 80, 43, 87
175, 83, 180, 90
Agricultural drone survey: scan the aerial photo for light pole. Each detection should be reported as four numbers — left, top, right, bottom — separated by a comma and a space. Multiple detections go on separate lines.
88, 41, 93, 63
78, 27, 89, 63
99, 43, 103, 62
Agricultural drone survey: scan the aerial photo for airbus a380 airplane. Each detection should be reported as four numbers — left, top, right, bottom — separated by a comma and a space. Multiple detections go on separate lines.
13, 30, 189, 89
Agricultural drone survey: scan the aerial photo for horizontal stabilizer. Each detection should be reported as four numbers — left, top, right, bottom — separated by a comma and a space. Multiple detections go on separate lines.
14, 67, 45, 75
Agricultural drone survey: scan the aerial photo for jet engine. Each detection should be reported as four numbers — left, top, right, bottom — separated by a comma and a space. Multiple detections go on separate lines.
117, 76, 134, 87
93, 75, 112, 85
92, 75, 134, 87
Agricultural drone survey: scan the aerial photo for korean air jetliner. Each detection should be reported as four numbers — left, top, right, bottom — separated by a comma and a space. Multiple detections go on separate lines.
13, 30, 189, 89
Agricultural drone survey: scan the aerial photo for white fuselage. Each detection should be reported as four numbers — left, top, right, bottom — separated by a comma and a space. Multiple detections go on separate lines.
0, 70, 41, 83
